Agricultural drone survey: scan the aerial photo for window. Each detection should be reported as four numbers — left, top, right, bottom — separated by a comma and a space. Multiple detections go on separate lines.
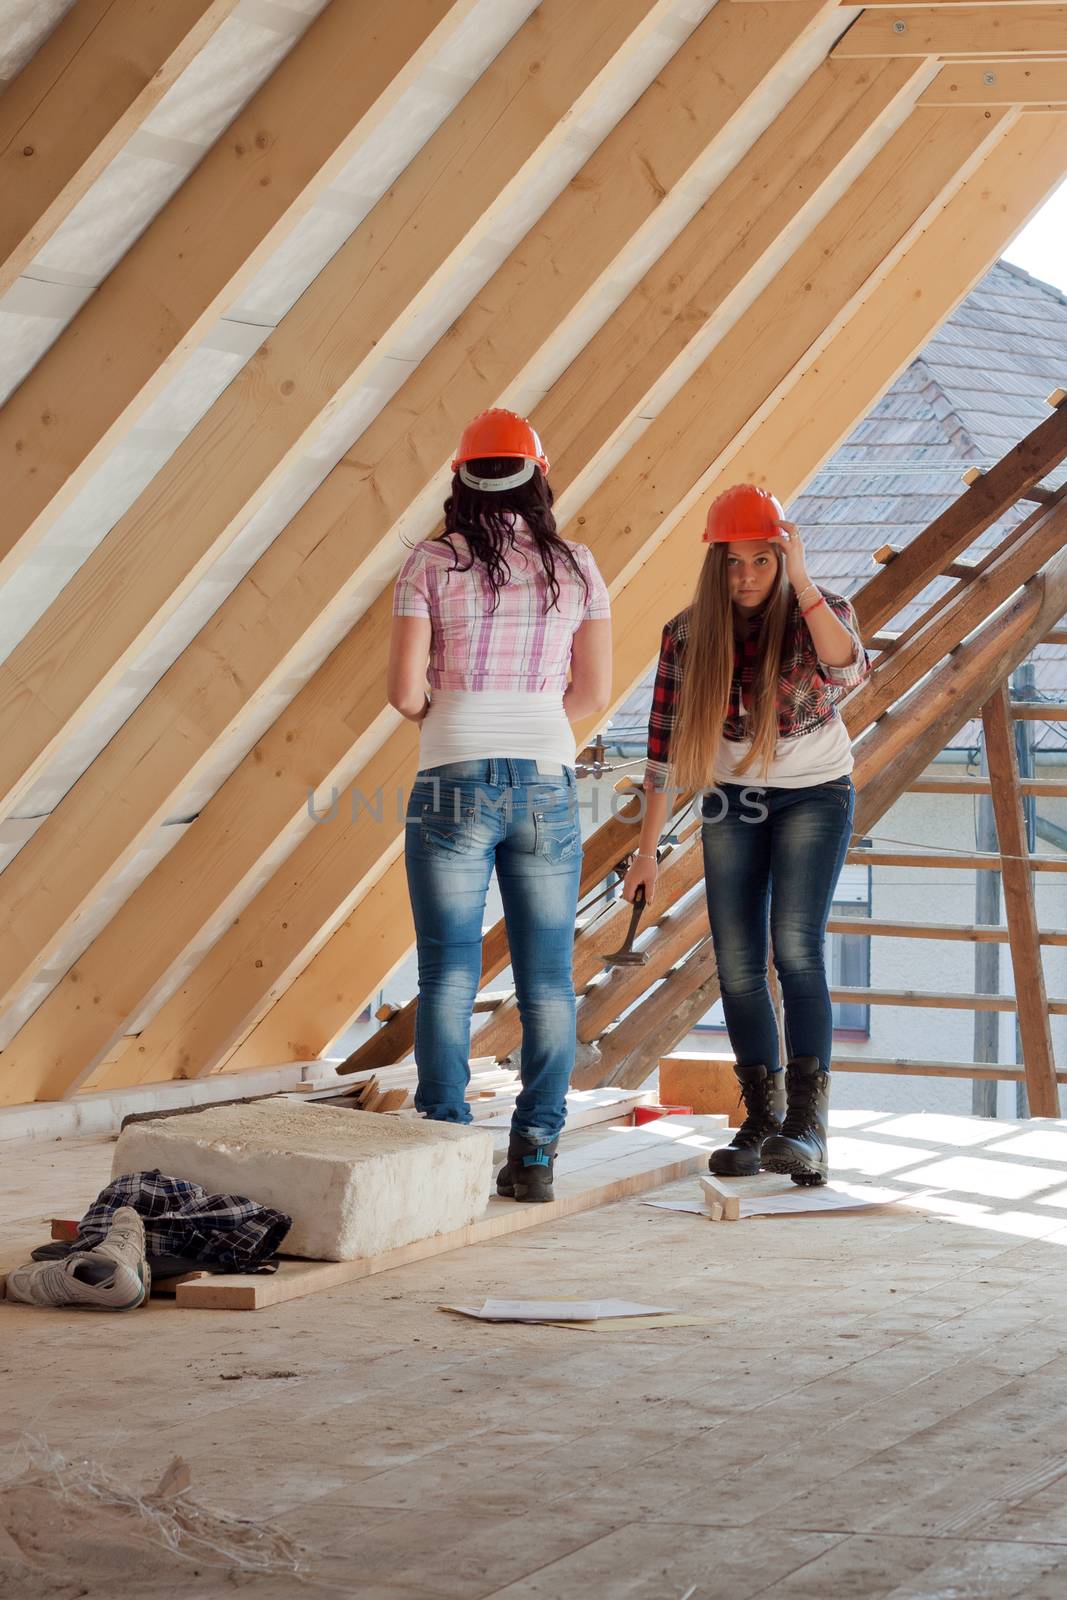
828, 854, 871, 1036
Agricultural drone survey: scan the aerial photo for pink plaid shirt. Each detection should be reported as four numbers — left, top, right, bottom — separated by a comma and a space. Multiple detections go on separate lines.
392, 523, 610, 691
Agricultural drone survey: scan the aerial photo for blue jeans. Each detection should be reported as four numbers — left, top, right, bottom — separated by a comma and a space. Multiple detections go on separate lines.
404, 758, 582, 1144
699, 779, 854, 1073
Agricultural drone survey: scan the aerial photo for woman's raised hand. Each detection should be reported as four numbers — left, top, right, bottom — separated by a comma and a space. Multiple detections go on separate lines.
773, 520, 810, 591
622, 854, 658, 907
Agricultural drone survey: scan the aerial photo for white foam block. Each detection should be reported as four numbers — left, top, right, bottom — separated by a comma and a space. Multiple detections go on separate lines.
112, 1101, 495, 1262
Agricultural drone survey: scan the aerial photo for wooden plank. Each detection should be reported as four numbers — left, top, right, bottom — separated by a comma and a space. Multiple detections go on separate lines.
699, 1175, 740, 1221
1010, 701, 1067, 718
906, 775, 1067, 794
849, 849, 1067, 872
981, 684, 1058, 1116
0, 0, 242, 299
0, 0, 673, 819
174, 1115, 727, 1310
828, 916, 1067, 944
830, 985, 1067, 1014
834, 7, 1067, 57
921, 63, 1067, 106
0, 0, 817, 1038
1042, 629, 1067, 644
0, 0, 483, 584
831, 1057, 1067, 1083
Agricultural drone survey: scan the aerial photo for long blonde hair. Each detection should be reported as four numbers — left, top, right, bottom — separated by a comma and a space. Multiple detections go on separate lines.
669, 544, 790, 787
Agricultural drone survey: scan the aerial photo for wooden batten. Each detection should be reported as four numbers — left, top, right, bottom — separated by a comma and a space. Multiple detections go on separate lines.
920, 63, 1067, 108
833, 7, 1067, 59
980, 686, 1059, 1116
0, 0, 243, 299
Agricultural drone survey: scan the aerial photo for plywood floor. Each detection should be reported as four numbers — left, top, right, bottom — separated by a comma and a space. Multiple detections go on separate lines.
4, 1109, 1067, 1598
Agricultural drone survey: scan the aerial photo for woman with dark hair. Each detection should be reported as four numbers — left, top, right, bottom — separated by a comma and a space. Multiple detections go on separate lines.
388, 409, 612, 1201
622, 484, 869, 1186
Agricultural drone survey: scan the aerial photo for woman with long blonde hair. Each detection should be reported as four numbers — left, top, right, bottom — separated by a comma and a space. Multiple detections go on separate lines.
623, 484, 869, 1185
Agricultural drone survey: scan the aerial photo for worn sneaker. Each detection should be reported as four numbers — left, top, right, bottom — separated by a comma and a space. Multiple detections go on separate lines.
5, 1206, 150, 1310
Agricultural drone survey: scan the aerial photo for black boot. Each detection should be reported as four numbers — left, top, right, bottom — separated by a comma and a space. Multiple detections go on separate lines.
496, 1134, 559, 1203
707, 1065, 785, 1178
761, 1057, 830, 1186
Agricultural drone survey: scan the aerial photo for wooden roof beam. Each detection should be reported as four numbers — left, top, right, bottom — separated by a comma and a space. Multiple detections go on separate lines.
219, 111, 1067, 1084
0, 0, 679, 817
0, 0, 243, 299
834, 7, 1067, 58
0, 8, 872, 1015
0, 0, 485, 582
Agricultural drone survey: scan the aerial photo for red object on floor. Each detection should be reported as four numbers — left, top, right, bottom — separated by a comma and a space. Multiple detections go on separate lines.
633, 1104, 693, 1125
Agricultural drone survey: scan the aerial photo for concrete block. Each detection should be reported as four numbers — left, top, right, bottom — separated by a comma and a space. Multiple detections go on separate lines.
112, 1100, 494, 1262
659, 1053, 742, 1126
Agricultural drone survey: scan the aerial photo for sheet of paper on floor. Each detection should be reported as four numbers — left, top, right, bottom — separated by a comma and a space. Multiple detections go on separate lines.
644, 1181, 940, 1219
442, 1298, 675, 1322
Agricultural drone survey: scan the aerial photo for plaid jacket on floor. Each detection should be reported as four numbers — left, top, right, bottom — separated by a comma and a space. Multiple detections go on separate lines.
644, 587, 869, 792
78, 1170, 292, 1272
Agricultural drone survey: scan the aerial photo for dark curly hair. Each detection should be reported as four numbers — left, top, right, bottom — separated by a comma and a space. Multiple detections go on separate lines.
435, 456, 589, 613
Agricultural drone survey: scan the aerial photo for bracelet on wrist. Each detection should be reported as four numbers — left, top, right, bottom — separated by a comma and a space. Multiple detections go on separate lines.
635, 850, 658, 861
800, 595, 825, 619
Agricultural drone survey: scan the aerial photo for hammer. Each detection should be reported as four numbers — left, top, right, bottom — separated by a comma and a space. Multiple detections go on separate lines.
601, 885, 649, 969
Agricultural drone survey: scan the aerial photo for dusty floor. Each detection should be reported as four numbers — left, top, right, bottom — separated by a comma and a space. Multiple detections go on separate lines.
4, 1110, 1067, 1598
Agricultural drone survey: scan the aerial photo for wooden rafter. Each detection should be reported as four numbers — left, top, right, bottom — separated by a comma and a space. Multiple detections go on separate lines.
0, 0, 242, 299
0, 0, 483, 583
0, 0, 675, 817
980, 685, 1059, 1115
0, 0, 832, 1019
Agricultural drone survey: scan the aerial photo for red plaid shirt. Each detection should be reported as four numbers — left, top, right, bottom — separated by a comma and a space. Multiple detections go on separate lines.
644, 587, 869, 791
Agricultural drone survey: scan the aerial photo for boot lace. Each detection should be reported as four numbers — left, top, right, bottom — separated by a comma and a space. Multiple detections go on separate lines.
780, 1080, 819, 1140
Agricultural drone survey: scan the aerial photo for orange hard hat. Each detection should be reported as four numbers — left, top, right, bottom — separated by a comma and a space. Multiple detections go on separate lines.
452, 408, 550, 477
704, 484, 784, 543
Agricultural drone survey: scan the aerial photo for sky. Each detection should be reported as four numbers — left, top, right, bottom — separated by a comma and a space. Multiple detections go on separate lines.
1002, 176, 1067, 295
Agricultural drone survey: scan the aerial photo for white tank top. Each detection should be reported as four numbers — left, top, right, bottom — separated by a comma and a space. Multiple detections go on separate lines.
418, 689, 576, 770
